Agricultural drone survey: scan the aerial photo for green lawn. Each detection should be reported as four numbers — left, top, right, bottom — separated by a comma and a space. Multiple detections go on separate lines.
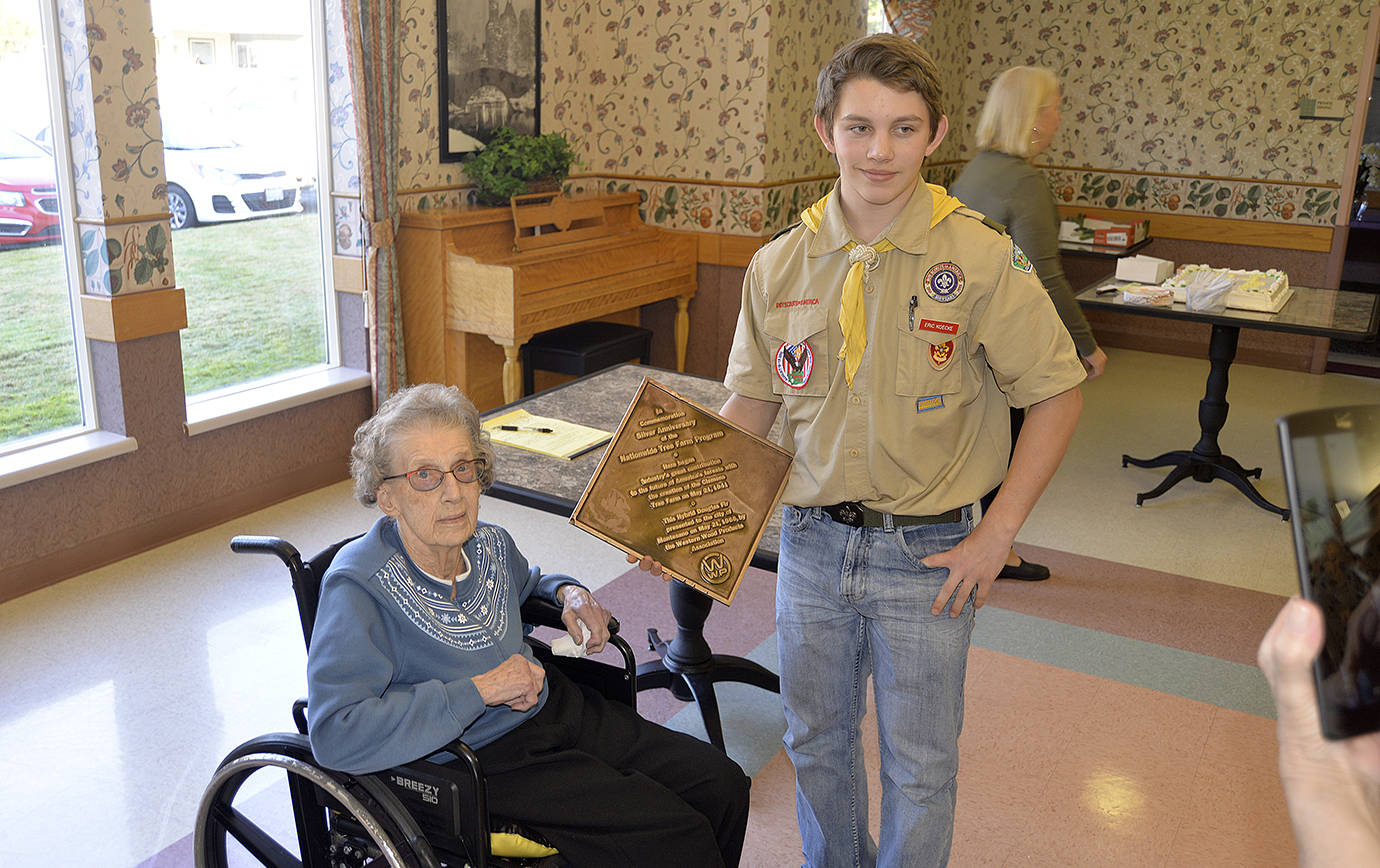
0, 213, 328, 444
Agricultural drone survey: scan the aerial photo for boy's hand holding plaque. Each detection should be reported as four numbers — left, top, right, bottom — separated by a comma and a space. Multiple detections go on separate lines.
570, 378, 792, 605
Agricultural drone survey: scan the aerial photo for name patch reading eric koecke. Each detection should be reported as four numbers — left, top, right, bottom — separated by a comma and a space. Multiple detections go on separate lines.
917, 318, 958, 335
923, 262, 965, 303
775, 340, 814, 388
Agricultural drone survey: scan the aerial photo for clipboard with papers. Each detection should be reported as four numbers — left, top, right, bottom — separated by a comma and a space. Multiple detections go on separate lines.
482, 408, 613, 460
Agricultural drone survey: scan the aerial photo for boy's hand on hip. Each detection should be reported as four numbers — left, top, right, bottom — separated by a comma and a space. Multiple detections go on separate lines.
922, 531, 1006, 617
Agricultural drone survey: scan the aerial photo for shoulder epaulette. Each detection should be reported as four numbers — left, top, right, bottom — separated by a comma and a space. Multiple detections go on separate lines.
769, 221, 801, 243
954, 205, 1007, 237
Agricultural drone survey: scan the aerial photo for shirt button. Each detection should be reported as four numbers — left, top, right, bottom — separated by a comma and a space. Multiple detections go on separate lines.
849, 448, 859, 457
850, 395, 861, 404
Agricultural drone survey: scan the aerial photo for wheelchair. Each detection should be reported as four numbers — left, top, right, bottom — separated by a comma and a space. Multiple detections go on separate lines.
194, 534, 639, 868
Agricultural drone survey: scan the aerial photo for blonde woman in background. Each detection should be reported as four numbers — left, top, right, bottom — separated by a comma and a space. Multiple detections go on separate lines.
952, 65, 1106, 582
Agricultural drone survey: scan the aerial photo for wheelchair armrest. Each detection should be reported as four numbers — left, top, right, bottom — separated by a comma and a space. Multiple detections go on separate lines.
292, 698, 309, 735
519, 595, 620, 635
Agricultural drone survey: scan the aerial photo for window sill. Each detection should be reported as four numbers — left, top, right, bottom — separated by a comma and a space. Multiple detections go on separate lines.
0, 430, 139, 491
185, 366, 372, 436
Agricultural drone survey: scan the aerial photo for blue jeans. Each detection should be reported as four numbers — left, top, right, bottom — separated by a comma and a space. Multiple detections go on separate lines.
777, 505, 976, 868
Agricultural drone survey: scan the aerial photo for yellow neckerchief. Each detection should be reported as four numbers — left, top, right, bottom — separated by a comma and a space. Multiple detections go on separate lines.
800, 184, 962, 388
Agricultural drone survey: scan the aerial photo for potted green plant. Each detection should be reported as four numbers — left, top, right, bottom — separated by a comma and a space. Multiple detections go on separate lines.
464, 127, 576, 207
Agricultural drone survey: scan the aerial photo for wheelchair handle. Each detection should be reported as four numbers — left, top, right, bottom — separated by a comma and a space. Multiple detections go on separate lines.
230, 535, 303, 572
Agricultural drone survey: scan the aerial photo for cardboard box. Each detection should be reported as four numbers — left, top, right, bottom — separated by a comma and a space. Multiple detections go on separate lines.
1058, 216, 1149, 250
1115, 255, 1174, 284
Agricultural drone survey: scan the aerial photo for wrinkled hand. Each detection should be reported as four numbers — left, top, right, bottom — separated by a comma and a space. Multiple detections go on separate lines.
471, 653, 546, 711
627, 552, 671, 582
1082, 347, 1108, 380
921, 529, 1006, 617
558, 585, 611, 653
1258, 598, 1380, 867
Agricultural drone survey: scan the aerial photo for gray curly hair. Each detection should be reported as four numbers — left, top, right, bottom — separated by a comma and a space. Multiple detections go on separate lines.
349, 383, 497, 506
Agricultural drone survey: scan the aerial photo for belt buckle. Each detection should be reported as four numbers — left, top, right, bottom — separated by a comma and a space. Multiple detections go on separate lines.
834, 502, 863, 527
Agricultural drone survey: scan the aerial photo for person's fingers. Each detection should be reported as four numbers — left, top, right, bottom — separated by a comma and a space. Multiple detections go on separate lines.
1260, 598, 1326, 738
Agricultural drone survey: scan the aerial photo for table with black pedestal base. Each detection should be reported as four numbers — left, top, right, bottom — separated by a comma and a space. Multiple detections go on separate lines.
1077, 277, 1379, 519
480, 363, 781, 751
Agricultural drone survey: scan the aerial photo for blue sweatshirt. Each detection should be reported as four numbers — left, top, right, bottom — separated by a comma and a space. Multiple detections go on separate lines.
306, 516, 573, 774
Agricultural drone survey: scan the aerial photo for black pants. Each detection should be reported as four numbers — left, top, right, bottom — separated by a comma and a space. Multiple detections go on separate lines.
979, 405, 1026, 515
472, 666, 751, 867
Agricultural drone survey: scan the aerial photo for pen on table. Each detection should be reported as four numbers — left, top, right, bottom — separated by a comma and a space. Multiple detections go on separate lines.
497, 425, 554, 433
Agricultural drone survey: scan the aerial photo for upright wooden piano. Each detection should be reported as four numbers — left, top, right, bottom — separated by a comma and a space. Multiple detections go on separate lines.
396, 192, 696, 409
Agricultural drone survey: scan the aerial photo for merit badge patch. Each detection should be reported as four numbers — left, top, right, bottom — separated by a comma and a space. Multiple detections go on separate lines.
1012, 244, 1034, 273
923, 262, 965, 303
916, 395, 945, 413
775, 340, 814, 389
929, 340, 955, 370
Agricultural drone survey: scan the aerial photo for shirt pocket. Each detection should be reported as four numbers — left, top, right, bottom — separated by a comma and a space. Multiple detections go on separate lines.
763, 305, 829, 397
896, 313, 966, 398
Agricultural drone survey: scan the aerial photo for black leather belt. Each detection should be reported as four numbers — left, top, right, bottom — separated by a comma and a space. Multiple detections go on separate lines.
820, 502, 964, 528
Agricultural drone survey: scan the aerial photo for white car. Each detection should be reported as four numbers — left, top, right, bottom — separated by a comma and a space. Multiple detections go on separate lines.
162, 131, 307, 230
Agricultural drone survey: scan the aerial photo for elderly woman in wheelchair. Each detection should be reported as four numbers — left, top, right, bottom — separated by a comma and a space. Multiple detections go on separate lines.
302, 382, 750, 867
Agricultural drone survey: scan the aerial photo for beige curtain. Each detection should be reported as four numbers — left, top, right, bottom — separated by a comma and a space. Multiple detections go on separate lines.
340, 0, 405, 406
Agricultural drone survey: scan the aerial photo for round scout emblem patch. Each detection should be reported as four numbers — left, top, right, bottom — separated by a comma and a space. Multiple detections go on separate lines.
924, 262, 965, 303
775, 340, 814, 389
1012, 245, 1034, 273
929, 340, 955, 370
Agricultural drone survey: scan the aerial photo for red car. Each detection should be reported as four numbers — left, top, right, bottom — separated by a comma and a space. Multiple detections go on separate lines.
0, 129, 60, 247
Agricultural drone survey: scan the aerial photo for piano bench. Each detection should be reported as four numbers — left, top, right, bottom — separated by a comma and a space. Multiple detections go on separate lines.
521, 321, 654, 395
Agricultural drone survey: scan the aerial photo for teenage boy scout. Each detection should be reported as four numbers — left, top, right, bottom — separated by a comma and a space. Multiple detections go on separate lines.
719, 33, 1085, 867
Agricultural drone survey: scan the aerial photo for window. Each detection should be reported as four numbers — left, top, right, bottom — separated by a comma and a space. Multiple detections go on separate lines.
867, 0, 888, 34
151, 1, 335, 405
0, 0, 92, 451
188, 37, 215, 65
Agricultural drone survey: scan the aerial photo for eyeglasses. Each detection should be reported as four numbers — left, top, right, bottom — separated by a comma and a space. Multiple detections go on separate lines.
382, 458, 487, 491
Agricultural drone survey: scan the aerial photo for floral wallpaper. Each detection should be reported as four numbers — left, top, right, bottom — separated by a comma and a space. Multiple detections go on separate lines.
917, 0, 970, 185
393, 0, 869, 231
385, 0, 1373, 236
765, 0, 859, 182
935, 0, 1377, 227
59, 0, 173, 295
326, 0, 364, 257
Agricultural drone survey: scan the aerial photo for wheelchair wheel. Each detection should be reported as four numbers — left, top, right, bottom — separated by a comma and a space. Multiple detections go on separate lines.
195, 733, 440, 868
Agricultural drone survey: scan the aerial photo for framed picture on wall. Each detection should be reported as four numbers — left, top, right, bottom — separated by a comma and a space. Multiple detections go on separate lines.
437, 0, 540, 162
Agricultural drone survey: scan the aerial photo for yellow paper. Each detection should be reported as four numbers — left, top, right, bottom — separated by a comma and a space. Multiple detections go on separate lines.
483, 409, 612, 460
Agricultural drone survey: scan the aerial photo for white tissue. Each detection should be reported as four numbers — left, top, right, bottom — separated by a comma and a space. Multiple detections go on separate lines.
551, 620, 592, 658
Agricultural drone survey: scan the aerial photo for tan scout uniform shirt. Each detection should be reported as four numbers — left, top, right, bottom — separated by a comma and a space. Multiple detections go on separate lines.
724, 183, 1086, 516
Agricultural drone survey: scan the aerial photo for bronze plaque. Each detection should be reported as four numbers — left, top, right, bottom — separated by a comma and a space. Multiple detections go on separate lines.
570, 378, 792, 605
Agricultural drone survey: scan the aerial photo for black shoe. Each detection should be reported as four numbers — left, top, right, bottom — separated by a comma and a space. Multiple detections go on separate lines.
997, 558, 1051, 581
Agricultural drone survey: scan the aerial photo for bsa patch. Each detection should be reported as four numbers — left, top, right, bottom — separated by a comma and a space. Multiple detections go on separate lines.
923, 262, 965, 303
1012, 245, 1034, 273
916, 395, 945, 413
775, 340, 814, 389
929, 340, 955, 370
